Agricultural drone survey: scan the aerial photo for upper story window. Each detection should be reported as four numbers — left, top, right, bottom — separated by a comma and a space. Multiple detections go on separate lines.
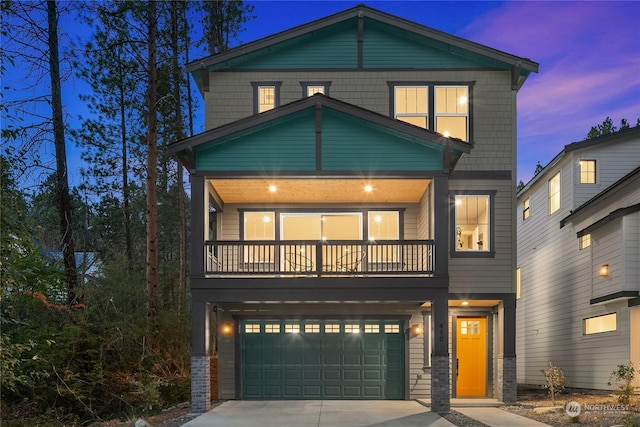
394, 86, 428, 128
522, 198, 530, 221
516, 267, 521, 299
548, 172, 561, 214
579, 234, 591, 250
251, 81, 282, 114
391, 82, 471, 142
579, 160, 596, 184
435, 86, 468, 141
301, 81, 331, 97
451, 192, 495, 256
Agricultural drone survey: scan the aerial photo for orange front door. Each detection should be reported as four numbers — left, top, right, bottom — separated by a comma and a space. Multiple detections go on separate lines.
456, 317, 487, 397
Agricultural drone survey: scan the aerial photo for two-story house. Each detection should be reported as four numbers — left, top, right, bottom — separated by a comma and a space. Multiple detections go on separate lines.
169, 5, 538, 414
516, 126, 640, 390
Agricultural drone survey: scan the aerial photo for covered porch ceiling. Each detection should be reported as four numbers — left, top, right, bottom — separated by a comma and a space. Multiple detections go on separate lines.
209, 178, 432, 204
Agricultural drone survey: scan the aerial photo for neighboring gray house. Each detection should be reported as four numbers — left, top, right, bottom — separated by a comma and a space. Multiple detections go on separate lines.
516, 126, 640, 390
169, 5, 537, 413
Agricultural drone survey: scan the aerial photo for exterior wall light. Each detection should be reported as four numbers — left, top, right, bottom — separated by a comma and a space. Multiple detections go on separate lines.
221, 323, 233, 336
408, 324, 423, 338
599, 264, 610, 278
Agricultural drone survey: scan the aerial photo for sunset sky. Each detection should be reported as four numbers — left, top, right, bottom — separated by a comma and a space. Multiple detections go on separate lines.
239, 1, 640, 184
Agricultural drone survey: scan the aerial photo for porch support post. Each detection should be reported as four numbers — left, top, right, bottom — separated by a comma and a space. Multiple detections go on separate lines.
433, 175, 449, 276
191, 299, 211, 413
496, 296, 517, 404
190, 173, 206, 277
430, 292, 450, 413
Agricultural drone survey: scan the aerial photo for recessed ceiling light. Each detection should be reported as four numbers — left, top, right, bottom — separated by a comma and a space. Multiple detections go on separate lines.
364, 185, 373, 192
461, 301, 469, 306
268, 185, 277, 192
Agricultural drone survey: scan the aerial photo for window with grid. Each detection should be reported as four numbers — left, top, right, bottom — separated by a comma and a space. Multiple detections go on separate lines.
435, 86, 468, 141
394, 86, 428, 128
252, 82, 281, 114
454, 195, 490, 252
548, 172, 561, 214
392, 84, 470, 141
580, 234, 591, 250
579, 160, 596, 184
301, 81, 330, 97
243, 212, 275, 262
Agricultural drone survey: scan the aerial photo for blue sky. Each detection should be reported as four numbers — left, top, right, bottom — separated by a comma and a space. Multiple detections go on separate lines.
5, 1, 639, 187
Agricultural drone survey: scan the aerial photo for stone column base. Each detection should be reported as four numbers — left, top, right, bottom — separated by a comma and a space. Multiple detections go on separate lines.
430, 355, 451, 413
496, 356, 517, 404
191, 355, 211, 414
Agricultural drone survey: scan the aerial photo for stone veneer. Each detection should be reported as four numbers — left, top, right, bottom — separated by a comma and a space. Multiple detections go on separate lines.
191, 356, 211, 414
496, 356, 517, 404
430, 355, 451, 413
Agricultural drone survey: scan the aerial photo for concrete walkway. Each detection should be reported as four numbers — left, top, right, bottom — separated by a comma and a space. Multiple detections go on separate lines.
181, 399, 553, 427
181, 400, 455, 426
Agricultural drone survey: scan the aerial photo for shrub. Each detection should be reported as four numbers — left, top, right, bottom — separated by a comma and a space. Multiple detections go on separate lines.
542, 362, 566, 406
608, 361, 637, 404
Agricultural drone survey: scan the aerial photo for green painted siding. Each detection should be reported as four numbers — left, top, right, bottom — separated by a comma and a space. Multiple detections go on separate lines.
322, 110, 442, 171
241, 320, 404, 399
195, 111, 316, 171
363, 25, 483, 69
236, 22, 358, 69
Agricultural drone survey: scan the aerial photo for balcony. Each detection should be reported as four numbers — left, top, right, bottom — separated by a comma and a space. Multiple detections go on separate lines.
205, 240, 434, 277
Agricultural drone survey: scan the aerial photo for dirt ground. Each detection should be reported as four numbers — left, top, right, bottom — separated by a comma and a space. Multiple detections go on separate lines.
91, 388, 640, 427
503, 386, 640, 427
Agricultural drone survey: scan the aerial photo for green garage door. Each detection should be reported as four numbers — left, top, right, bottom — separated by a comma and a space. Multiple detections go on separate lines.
241, 320, 404, 399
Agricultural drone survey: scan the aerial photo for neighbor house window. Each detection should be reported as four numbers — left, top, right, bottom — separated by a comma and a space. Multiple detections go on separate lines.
522, 198, 530, 220
579, 160, 596, 184
452, 193, 494, 255
301, 81, 330, 97
584, 313, 617, 334
391, 83, 471, 141
548, 172, 561, 214
435, 86, 468, 141
516, 268, 521, 299
580, 234, 591, 250
252, 82, 282, 114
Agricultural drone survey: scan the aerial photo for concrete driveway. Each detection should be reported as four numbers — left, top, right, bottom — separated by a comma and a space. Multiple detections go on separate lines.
181, 400, 456, 427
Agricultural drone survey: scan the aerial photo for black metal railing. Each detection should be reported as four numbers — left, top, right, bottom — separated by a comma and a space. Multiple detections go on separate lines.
205, 240, 434, 276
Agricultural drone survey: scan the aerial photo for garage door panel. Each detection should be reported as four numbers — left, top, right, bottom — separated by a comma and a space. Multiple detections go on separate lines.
241, 320, 404, 399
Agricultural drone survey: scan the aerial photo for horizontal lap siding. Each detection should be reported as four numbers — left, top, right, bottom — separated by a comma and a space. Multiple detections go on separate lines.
449, 179, 514, 294
363, 26, 480, 69
322, 111, 441, 171
516, 152, 638, 389
237, 26, 358, 69
196, 112, 316, 170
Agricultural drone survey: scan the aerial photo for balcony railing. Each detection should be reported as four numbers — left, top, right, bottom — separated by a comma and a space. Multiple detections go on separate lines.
205, 240, 434, 276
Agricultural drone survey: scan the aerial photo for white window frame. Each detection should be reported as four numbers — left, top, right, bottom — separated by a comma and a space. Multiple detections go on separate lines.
548, 172, 561, 214
579, 159, 596, 184
393, 86, 429, 128
434, 85, 469, 141
251, 81, 281, 114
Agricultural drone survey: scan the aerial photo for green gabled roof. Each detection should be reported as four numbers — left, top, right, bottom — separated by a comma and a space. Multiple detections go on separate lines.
168, 94, 471, 173
188, 4, 538, 89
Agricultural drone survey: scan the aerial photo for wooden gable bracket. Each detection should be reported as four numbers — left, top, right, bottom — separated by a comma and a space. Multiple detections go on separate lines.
200, 63, 210, 92
442, 142, 452, 175
511, 61, 522, 91
179, 147, 196, 170
357, 9, 364, 68
315, 102, 323, 170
